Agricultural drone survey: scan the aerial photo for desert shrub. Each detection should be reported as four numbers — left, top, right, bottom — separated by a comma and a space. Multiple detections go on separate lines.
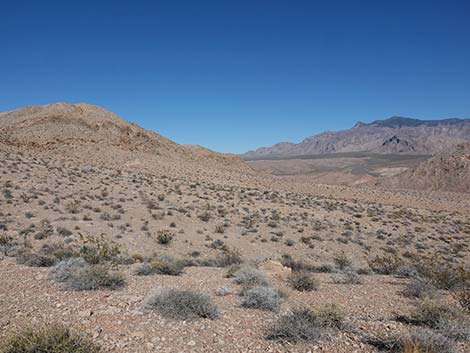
215, 286, 231, 296
233, 267, 268, 287
144, 287, 218, 320
78, 233, 120, 264
402, 279, 436, 298
410, 298, 460, 328
156, 230, 174, 245
288, 271, 319, 291
315, 303, 345, 328
395, 264, 419, 278
267, 304, 344, 343
134, 262, 154, 276
280, 254, 308, 272
214, 224, 225, 234
314, 264, 334, 273
267, 308, 321, 343
0, 323, 100, 353
40, 242, 73, 261
365, 328, 458, 353
56, 226, 72, 237
216, 247, 242, 267
49, 258, 88, 283
240, 286, 282, 312
34, 220, 53, 240
110, 254, 134, 265
333, 251, 352, 271
198, 211, 211, 222
64, 200, 81, 214
368, 254, 402, 275
415, 261, 470, 290
332, 269, 362, 284
0, 235, 16, 256
225, 264, 243, 278
400, 328, 458, 353
151, 255, 184, 276
64, 264, 126, 291
16, 252, 56, 267
453, 286, 470, 312
436, 317, 470, 342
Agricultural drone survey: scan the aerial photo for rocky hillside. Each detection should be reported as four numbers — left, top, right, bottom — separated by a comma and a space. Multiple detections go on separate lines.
242, 116, 470, 159
0, 102, 252, 178
379, 143, 470, 193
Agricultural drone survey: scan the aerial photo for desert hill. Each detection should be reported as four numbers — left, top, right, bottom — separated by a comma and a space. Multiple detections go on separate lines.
242, 116, 470, 159
0, 102, 252, 178
379, 143, 470, 193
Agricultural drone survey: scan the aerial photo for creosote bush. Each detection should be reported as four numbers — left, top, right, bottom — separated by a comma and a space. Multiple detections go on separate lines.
288, 271, 319, 291
368, 254, 402, 275
0, 323, 101, 353
151, 255, 185, 276
144, 286, 218, 320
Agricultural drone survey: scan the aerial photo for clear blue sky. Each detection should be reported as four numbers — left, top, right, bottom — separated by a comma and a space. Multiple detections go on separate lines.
1, 1, 470, 153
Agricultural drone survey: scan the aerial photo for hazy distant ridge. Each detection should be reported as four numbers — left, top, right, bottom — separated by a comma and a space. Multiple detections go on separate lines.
242, 116, 470, 159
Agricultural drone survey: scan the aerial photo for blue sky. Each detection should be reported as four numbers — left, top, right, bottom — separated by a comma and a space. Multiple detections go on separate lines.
1, 1, 470, 153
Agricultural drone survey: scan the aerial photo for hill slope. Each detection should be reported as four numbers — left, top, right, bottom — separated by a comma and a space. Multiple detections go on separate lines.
242, 116, 470, 159
0, 102, 252, 178
378, 143, 470, 193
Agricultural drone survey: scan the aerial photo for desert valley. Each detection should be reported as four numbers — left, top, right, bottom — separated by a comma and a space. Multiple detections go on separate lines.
0, 103, 469, 353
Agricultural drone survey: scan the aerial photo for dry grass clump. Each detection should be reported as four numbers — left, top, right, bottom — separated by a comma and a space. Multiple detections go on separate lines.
401, 279, 436, 298
332, 268, 362, 284
233, 267, 268, 287
0, 323, 100, 353
365, 328, 458, 353
240, 286, 283, 312
409, 298, 460, 328
399, 328, 458, 353
144, 286, 218, 320
267, 304, 344, 343
453, 285, 470, 312
65, 264, 126, 291
49, 260, 126, 291
48, 257, 88, 283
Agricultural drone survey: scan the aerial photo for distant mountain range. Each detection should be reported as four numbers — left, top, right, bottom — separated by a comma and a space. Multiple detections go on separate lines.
242, 116, 470, 160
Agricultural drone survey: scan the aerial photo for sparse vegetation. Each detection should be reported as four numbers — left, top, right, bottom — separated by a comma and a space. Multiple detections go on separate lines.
144, 287, 218, 320
0, 324, 101, 353
63, 264, 126, 291
288, 271, 319, 291
233, 267, 269, 287
267, 304, 344, 343
240, 286, 283, 312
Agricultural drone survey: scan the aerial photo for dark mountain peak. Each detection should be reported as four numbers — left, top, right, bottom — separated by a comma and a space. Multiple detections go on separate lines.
367, 116, 470, 128
369, 116, 422, 128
